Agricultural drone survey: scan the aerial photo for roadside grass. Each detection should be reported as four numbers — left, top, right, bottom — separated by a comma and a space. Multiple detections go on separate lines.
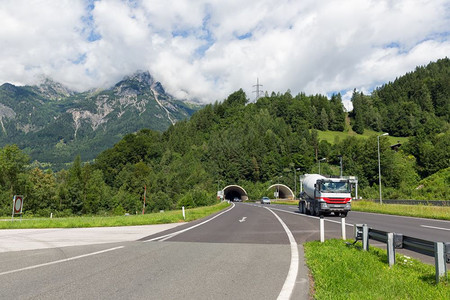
0, 202, 230, 229
352, 201, 450, 221
271, 199, 450, 220
270, 200, 298, 205
317, 129, 409, 145
304, 239, 449, 299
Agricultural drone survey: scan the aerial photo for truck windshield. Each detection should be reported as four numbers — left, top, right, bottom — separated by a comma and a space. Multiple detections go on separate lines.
320, 181, 350, 193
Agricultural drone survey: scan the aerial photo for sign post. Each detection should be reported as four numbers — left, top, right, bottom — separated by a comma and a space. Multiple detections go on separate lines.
142, 185, 147, 215
12, 195, 24, 221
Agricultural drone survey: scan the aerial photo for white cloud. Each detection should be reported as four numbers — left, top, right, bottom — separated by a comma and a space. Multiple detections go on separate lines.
0, 0, 448, 106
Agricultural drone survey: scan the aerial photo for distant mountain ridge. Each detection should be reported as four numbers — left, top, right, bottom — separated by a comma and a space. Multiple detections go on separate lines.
0, 71, 201, 167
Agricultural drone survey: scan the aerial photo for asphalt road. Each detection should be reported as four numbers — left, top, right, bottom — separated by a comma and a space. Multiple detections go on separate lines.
0, 202, 448, 299
263, 203, 450, 264
0, 203, 310, 300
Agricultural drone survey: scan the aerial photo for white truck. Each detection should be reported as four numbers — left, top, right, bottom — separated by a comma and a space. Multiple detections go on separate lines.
298, 174, 352, 217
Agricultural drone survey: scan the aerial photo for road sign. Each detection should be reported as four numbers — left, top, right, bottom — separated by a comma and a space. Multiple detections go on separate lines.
13, 195, 24, 214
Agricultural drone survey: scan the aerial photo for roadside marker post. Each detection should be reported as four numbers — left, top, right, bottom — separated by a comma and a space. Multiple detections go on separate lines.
387, 233, 395, 267
435, 242, 447, 283
182, 206, 185, 220
320, 216, 325, 242
341, 217, 346, 240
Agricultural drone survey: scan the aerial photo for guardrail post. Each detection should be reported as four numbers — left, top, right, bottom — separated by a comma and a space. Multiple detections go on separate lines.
362, 225, 369, 251
387, 233, 395, 267
354, 224, 363, 241
320, 216, 325, 243
435, 242, 447, 283
341, 217, 346, 240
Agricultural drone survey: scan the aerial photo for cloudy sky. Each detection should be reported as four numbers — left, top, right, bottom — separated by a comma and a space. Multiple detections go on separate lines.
0, 0, 449, 109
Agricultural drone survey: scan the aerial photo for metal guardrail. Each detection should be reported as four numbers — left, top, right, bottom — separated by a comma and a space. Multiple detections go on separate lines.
354, 224, 449, 283
402, 236, 436, 257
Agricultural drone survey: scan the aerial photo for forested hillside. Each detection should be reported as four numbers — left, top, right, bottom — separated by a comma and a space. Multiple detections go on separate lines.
351, 58, 449, 136
0, 59, 448, 217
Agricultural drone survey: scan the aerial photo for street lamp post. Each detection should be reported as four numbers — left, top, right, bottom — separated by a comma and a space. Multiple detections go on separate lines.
338, 155, 343, 177
318, 158, 326, 175
377, 133, 389, 204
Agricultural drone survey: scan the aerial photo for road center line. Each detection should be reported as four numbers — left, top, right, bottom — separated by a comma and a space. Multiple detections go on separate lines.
145, 202, 235, 242
0, 246, 124, 277
421, 225, 450, 231
265, 207, 299, 300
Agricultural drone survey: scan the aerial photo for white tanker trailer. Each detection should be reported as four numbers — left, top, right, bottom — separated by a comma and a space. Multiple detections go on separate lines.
298, 174, 352, 217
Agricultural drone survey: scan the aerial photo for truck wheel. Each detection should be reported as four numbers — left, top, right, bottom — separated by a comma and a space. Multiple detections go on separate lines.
314, 206, 319, 216
341, 212, 348, 217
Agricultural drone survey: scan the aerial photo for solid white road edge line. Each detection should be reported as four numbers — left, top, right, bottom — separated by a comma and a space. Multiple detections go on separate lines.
145, 202, 235, 242
265, 207, 299, 300
256, 204, 355, 227
421, 225, 450, 231
0, 246, 124, 277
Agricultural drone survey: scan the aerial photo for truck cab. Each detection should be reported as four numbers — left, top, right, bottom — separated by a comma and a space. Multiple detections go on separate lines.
314, 179, 351, 216
299, 174, 353, 217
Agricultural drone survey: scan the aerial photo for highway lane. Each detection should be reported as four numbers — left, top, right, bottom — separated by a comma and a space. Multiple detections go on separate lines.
1, 202, 447, 299
0, 203, 310, 300
266, 203, 450, 243
265, 203, 450, 264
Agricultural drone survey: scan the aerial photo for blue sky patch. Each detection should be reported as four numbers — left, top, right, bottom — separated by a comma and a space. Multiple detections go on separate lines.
82, 0, 102, 42
71, 53, 87, 65
237, 32, 252, 40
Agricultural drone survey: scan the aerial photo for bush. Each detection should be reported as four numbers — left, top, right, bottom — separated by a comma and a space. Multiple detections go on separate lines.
113, 205, 125, 216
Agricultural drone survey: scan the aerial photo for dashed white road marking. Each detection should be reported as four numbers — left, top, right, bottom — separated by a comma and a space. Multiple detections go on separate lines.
421, 225, 450, 231
0, 246, 124, 276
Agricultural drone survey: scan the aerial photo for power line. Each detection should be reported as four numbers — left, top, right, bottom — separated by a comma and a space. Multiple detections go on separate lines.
252, 78, 263, 101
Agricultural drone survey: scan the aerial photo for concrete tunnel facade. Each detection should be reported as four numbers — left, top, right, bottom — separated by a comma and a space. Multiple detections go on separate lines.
222, 185, 248, 201
268, 184, 295, 200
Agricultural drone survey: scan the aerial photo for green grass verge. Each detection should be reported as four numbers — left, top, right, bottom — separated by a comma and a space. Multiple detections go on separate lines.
0, 202, 230, 229
270, 200, 298, 205
304, 239, 449, 299
272, 199, 450, 220
317, 129, 409, 145
352, 201, 450, 221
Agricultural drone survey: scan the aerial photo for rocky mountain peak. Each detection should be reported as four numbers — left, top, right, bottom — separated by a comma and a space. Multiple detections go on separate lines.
36, 77, 75, 100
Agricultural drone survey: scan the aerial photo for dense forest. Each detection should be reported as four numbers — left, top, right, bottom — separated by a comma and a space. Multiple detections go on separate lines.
0, 59, 449, 216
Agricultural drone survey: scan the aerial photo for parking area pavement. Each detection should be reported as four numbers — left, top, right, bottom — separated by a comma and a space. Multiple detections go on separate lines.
0, 223, 183, 253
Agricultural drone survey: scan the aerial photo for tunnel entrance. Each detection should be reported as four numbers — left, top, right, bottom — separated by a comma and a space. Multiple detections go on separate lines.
268, 184, 294, 200
222, 185, 248, 201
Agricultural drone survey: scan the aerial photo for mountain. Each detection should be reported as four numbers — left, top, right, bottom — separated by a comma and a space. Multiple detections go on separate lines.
0, 71, 201, 167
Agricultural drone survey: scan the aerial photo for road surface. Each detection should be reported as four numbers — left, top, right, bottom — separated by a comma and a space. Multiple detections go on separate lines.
0, 202, 448, 299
